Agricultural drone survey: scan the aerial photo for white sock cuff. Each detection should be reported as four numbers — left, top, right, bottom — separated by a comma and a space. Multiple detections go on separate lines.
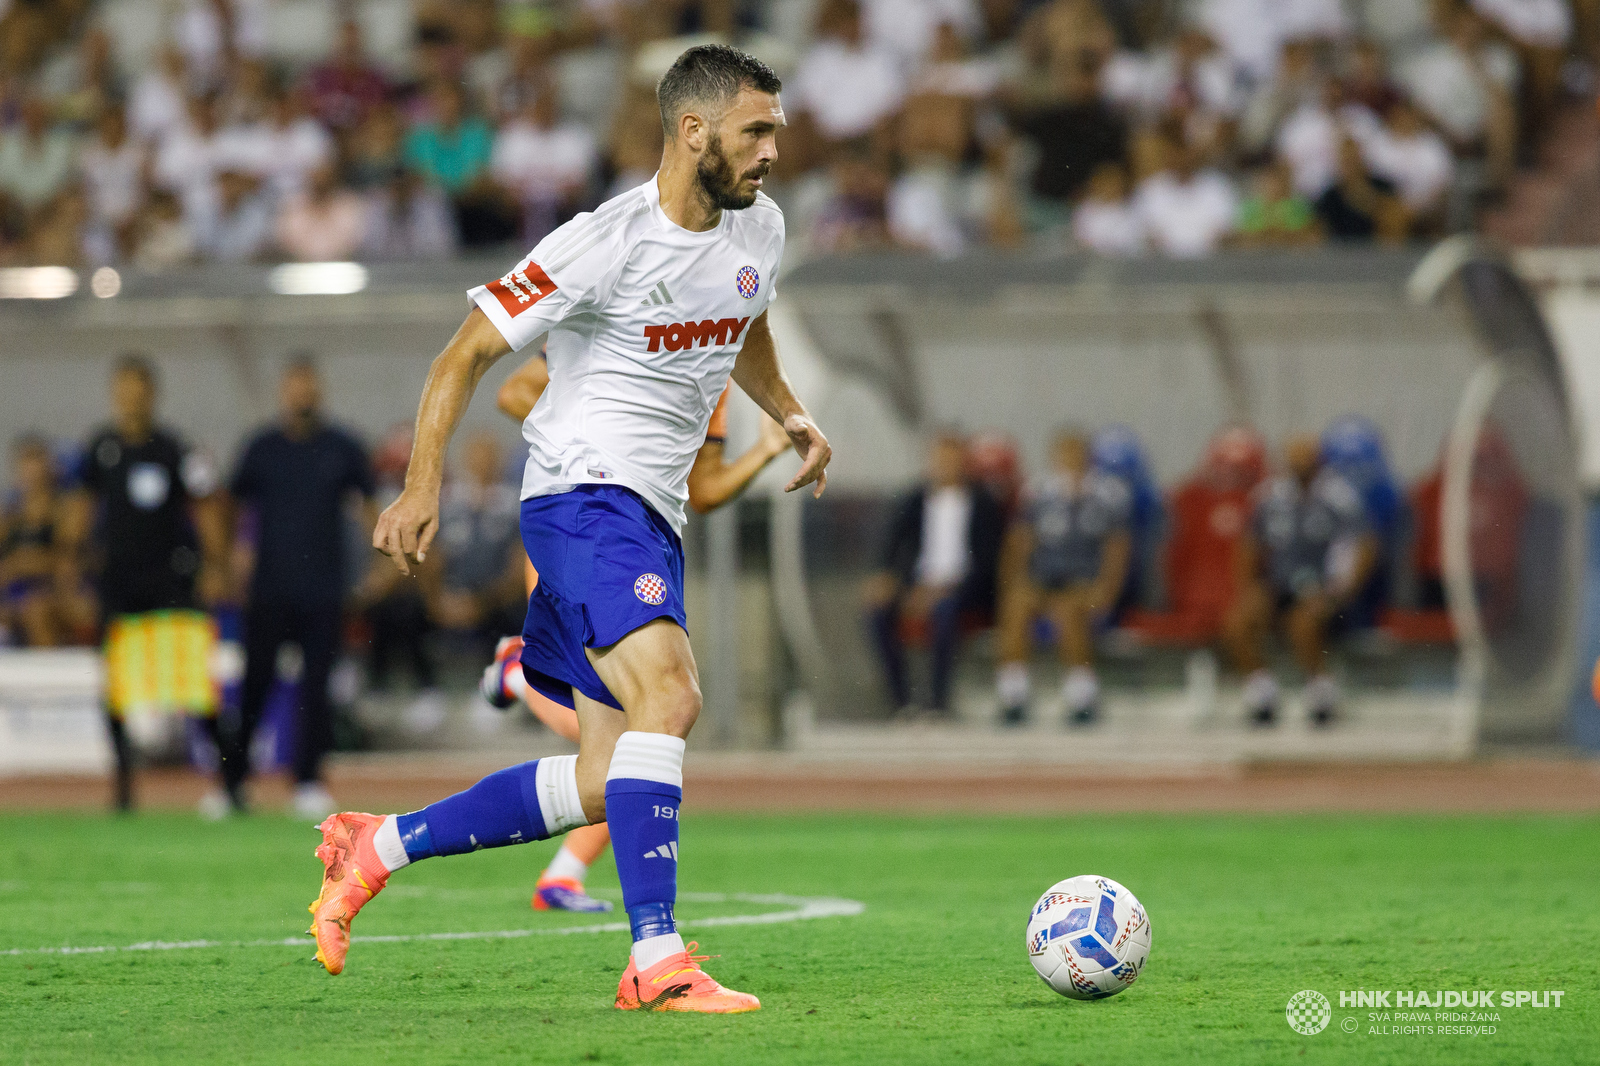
534, 755, 589, 836
632, 931, 686, 970
606, 731, 686, 788
998, 662, 1030, 704
373, 814, 411, 872
544, 842, 589, 883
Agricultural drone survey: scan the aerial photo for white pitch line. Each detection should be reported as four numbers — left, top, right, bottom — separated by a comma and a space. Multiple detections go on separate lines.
1, 892, 865, 958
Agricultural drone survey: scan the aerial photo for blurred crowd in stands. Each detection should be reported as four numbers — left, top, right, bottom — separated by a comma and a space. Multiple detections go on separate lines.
863, 411, 1508, 728
0, 0, 1593, 267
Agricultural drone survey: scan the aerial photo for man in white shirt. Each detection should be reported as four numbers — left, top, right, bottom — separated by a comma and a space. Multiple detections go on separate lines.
1360, 99, 1453, 217
306, 44, 831, 1015
490, 87, 599, 242
789, 0, 908, 142
866, 431, 1005, 717
1133, 139, 1239, 259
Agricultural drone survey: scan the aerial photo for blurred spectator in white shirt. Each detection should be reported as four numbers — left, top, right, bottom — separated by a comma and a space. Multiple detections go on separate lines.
1469, 0, 1565, 157
154, 93, 228, 234
1196, 0, 1348, 85
1239, 39, 1323, 156
196, 169, 272, 261
1274, 78, 1382, 202
913, 21, 1004, 98
79, 107, 145, 255
0, 98, 78, 217
1397, 6, 1517, 147
216, 87, 334, 200
131, 190, 198, 270
1471, 0, 1570, 48
886, 30, 984, 258
1360, 99, 1452, 220
276, 164, 366, 261
175, 0, 269, 89
491, 85, 597, 244
129, 46, 191, 146
1101, 28, 1243, 126
1133, 138, 1238, 258
1073, 162, 1144, 257
860, 0, 981, 71
789, 0, 907, 143
362, 170, 457, 260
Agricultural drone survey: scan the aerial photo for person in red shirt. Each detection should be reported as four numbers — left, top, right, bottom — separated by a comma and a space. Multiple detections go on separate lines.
480, 350, 791, 911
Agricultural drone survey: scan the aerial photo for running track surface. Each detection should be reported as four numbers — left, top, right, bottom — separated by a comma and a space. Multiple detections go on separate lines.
3, 756, 1598, 814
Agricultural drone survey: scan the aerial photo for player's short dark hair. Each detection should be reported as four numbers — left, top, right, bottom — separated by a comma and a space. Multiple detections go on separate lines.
284, 350, 319, 376
657, 44, 781, 139
112, 352, 156, 388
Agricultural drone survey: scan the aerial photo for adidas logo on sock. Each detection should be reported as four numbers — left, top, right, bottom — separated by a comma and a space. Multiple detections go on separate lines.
639, 280, 674, 307
643, 842, 678, 860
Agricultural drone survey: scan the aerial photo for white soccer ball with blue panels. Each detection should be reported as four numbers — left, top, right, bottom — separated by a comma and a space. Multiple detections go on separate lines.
1025, 875, 1151, 999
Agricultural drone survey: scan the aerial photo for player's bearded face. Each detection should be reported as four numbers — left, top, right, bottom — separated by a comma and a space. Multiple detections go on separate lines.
697, 132, 766, 210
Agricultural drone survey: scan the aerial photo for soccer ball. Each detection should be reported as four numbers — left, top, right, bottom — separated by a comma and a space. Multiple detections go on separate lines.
1025, 875, 1151, 1000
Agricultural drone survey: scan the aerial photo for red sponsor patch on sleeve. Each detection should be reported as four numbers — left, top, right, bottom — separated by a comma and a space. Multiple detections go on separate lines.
485, 262, 558, 318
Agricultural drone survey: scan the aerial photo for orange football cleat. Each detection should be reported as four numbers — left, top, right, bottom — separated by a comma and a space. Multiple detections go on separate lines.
307, 812, 391, 975
615, 942, 761, 1013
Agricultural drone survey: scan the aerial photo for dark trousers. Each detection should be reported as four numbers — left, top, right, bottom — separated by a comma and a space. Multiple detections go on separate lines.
365, 587, 435, 690
868, 591, 962, 712
223, 598, 340, 789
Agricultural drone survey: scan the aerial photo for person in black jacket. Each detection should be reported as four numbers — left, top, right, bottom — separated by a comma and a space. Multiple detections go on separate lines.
221, 356, 378, 819
864, 430, 1004, 717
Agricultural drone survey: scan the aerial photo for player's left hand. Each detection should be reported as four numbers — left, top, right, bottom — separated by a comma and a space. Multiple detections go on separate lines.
782, 413, 831, 498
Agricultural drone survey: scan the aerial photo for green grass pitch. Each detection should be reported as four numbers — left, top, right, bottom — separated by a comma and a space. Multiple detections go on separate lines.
2, 810, 1596, 1064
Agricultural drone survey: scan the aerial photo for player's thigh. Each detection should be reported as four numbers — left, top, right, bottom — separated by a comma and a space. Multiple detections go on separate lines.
574, 691, 627, 817
585, 617, 702, 736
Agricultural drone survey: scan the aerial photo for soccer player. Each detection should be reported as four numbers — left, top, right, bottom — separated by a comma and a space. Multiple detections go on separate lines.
1223, 434, 1376, 727
995, 428, 1132, 727
308, 45, 830, 1014
481, 351, 794, 913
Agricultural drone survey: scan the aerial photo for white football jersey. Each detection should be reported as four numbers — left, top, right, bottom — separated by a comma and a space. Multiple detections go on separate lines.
469, 174, 784, 532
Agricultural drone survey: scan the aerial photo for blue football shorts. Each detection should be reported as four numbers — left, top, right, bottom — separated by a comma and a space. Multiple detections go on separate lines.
517, 485, 687, 711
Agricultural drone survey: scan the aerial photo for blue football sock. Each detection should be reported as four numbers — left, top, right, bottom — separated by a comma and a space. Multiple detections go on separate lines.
396, 757, 572, 863
605, 731, 686, 954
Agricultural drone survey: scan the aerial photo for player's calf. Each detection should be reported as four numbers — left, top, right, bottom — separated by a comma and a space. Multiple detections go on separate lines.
308, 755, 590, 974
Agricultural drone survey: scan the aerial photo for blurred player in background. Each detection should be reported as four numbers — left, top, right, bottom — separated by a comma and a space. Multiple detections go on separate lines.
220, 356, 377, 819
1224, 434, 1376, 727
995, 428, 1132, 727
64, 354, 229, 811
309, 45, 830, 1013
481, 349, 793, 913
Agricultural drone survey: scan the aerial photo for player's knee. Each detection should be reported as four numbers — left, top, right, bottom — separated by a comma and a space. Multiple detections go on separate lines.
641, 669, 701, 736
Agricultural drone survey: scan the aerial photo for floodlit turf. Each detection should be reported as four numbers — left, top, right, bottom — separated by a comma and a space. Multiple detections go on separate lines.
2, 810, 1597, 1065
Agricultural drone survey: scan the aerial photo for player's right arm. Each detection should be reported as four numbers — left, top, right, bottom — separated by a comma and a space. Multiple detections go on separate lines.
373, 308, 512, 574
